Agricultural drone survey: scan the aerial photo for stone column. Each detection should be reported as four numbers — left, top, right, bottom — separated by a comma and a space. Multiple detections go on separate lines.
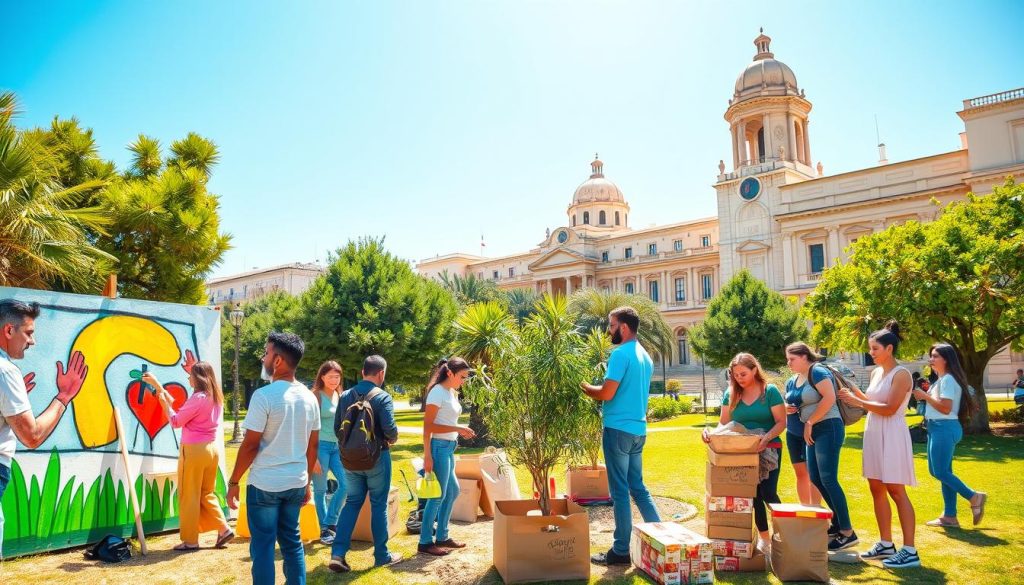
827, 227, 841, 267
738, 121, 747, 166
688, 269, 696, 306
802, 119, 811, 166
762, 113, 771, 161
731, 123, 740, 169
787, 113, 797, 162
614, 275, 620, 292
782, 233, 795, 288
661, 270, 669, 306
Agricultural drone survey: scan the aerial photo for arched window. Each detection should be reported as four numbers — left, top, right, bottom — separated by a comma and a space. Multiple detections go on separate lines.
677, 331, 690, 365
583, 211, 590, 225
757, 127, 766, 162
599, 210, 606, 225
615, 211, 620, 225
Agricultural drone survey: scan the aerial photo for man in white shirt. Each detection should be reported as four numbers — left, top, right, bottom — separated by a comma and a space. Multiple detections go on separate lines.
227, 332, 319, 585
0, 300, 87, 558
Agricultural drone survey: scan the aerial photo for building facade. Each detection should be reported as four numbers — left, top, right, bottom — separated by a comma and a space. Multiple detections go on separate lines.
417, 32, 1024, 388
205, 262, 325, 306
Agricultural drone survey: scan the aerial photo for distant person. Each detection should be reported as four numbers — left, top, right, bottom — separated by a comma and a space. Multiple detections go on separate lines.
1013, 369, 1024, 405
913, 343, 986, 528
145, 360, 234, 551
330, 355, 402, 572
310, 361, 346, 545
581, 306, 661, 566
0, 300, 87, 559
839, 321, 919, 569
418, 357, 476, 557
227, 332, 319, 585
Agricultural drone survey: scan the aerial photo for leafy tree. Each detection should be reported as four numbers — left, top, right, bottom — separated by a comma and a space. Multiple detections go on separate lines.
0, 92, 114, 292
220, 290, 304, 393
451, 300, 517, 446
438, 270, 500, 306
567, 288, 674, 361
689, 270, 805, 370
804, 179, 1024, 433
298, 238, 458, 389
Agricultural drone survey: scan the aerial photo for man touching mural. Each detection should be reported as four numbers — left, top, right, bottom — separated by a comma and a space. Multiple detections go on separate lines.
0, 299, 87, 557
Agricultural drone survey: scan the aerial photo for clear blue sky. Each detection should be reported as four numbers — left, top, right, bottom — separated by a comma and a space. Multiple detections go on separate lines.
7, 0, 1022, 279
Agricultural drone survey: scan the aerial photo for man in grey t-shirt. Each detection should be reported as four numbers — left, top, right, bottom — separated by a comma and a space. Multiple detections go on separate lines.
228, 332, 319, 585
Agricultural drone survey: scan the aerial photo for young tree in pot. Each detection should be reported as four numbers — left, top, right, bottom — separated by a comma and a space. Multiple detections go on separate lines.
566, 328, 611, 470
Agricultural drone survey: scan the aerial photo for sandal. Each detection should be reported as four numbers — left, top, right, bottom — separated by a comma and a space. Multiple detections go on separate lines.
173, 542, 200, 552
971, 492, 987, 526
215, 529, 235, 548
925, 517, 960, 528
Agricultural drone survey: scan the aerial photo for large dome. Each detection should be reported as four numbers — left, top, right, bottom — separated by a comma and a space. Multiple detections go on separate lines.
572, 157, 624, 204
732, 31, 802, 104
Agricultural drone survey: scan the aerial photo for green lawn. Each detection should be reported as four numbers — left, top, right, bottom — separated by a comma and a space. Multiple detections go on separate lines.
214, 402, 1024, 585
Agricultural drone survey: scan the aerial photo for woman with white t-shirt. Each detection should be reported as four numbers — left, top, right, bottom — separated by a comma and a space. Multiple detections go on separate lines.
912, 343, 986, 528
418, 357, 476, 557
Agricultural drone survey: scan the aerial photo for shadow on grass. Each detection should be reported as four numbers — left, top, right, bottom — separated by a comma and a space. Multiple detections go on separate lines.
832, 563, 949, 584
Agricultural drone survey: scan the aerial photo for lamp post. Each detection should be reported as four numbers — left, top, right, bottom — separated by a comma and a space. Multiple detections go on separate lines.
229, 304, 245, 444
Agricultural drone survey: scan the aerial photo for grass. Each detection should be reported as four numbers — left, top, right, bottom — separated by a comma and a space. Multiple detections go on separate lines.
5, 404, 1023, 584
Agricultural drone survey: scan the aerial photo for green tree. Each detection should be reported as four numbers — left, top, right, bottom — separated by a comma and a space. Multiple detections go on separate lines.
499, 287, 540, 324
298, 237, 458, 389
803, 179, 1024, 433
567, 288, 674, 361
0, 92, 114, 292
220, 291, 304, 393
689, 269, 805, 370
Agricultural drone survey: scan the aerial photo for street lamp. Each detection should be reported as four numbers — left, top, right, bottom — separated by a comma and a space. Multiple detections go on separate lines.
229, 304, 245, 444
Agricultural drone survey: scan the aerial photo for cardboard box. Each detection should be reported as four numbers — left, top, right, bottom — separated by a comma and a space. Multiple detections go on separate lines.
451, 478, 481, 523
352, 486, 401, 542
630, 522, 714, 585
714, 550, 766, 572
456, 450, 521, 517
705, 524, 753, 541
493, 499, 590, 584
236, 500, 320, 542
706, 446, 759, 467
566, 464, 609, 500
705, 510, 753, 528
705, 494, 754, 513
705, 461, 758, 497
707, 432, 761, 453
769, 503, 832, 583
711, 538, 754, 559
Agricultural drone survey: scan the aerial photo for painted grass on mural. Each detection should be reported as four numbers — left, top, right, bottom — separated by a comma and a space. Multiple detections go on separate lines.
0, 449, 227, 557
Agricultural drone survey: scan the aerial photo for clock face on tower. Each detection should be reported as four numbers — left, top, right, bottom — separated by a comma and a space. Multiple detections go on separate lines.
739, 177, 761, 201
557, 229, 569, 243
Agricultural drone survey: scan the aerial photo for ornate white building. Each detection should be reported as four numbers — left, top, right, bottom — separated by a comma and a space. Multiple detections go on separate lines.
418, 32, 1024, 388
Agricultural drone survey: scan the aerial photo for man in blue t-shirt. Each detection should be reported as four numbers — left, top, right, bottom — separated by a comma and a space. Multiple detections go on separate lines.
581, 306, 661, 565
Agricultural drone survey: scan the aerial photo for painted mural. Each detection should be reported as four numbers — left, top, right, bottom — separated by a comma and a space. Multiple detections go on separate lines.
0, 286, 224, 557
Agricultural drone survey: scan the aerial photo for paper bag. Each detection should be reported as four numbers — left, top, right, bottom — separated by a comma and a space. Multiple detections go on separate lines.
769, 503, 832, 582
492, 498, 590, 584
451, 478, 481, 523
566, 464, 610, 500
456, 449, 520, 518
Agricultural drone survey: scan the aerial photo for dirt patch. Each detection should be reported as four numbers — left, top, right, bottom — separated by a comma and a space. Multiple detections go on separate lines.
991, 423, 1024, 436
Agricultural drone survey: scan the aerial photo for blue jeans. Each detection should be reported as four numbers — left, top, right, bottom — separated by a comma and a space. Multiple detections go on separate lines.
332, 449, 394, 565
927, 419, 975, 516
603, 427, 661, 556
0, 462, 9, 559
246, 484, 307, 585
312, 440, 346, 529
420, 438, 459, 545
805, 417, 852, 531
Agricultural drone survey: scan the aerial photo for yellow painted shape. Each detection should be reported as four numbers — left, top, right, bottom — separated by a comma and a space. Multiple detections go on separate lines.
69, 315, 182, 447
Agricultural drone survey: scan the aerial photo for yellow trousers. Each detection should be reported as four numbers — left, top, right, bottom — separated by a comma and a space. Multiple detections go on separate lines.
177, 441, 229, 543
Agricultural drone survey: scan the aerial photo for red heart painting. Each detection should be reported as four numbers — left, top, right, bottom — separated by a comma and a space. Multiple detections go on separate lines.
125, 381, 188, 440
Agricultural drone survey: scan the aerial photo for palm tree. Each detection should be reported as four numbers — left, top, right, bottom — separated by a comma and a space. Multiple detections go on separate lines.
499, 287, 540, 324
438, 270, 500, 306
567, 288, 675, 362
0, 92, 113, 291
450, 300, 516, 445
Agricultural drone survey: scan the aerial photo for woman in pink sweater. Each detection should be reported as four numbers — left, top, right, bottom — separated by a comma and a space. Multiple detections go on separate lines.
144, 360, 233, 551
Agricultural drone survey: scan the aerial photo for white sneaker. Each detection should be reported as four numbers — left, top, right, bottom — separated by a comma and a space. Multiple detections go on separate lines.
861, 541, 897, 560
882, 547, 921, 569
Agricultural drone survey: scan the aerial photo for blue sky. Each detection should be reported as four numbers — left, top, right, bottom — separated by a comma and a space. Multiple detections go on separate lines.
7, 1, 1022, 279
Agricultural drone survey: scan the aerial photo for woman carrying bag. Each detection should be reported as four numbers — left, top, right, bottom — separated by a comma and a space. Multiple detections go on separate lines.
418, 357, 476, 557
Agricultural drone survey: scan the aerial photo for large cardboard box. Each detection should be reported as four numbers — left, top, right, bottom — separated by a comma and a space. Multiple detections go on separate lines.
630, 522, 714, 585
711, 538, 754, 559
705, 524, 753, 541
493, 499, 590, 584
706, 510, 753, 528
714, 550, 766, 572
236, 501, 320, 543
705, 461, 758, 497
706, 446, 759, 467
707, 432, 761, 454
705, 494, 753, 513
456, 450, 521, 517
769, 503, 832, 583
451, 478, 481, 523
566, 465, 609, 500
352, 486, 401, 542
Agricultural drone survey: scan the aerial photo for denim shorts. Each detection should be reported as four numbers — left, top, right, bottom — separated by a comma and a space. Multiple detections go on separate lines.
786, 431, 807, 464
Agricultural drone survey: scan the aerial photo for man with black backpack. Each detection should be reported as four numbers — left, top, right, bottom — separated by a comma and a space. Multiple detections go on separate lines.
329, 355, 401, 573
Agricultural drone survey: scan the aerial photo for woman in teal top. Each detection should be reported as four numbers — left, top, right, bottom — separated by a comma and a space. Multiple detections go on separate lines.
311, 360, 346, 544
702, 353, 786, 553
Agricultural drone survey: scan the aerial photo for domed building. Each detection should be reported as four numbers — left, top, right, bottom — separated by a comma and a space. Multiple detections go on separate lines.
567, 155, 630, 231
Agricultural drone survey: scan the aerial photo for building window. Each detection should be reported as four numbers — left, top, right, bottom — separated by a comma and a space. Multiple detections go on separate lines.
492, 270, 499, 280
599, 210, 606, 225
809, 243, 825, 274
678, 334, 690, 365
674, 240, 683, 252
615, 211, 621, 225
702, 274, 713, 299
649, 280, 659, 302
625, 282, 635, 294
648, 243, 657, 255
674, 278, 686, 302
583, 211, 590, 224
700, 235, 711, 247
508, 267, 515, 278
624, 247, 633, 259
601, 251, 609, 263
573, 216, 577, 226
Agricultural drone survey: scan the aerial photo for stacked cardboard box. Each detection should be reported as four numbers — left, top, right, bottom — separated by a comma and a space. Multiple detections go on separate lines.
630, 522, 714, 585
453, 449, 520, 518
705, 432, 763, 573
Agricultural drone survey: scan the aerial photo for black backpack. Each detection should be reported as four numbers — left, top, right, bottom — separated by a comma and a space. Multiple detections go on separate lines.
338, 387, 384, 471
84, 534, 131, 563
